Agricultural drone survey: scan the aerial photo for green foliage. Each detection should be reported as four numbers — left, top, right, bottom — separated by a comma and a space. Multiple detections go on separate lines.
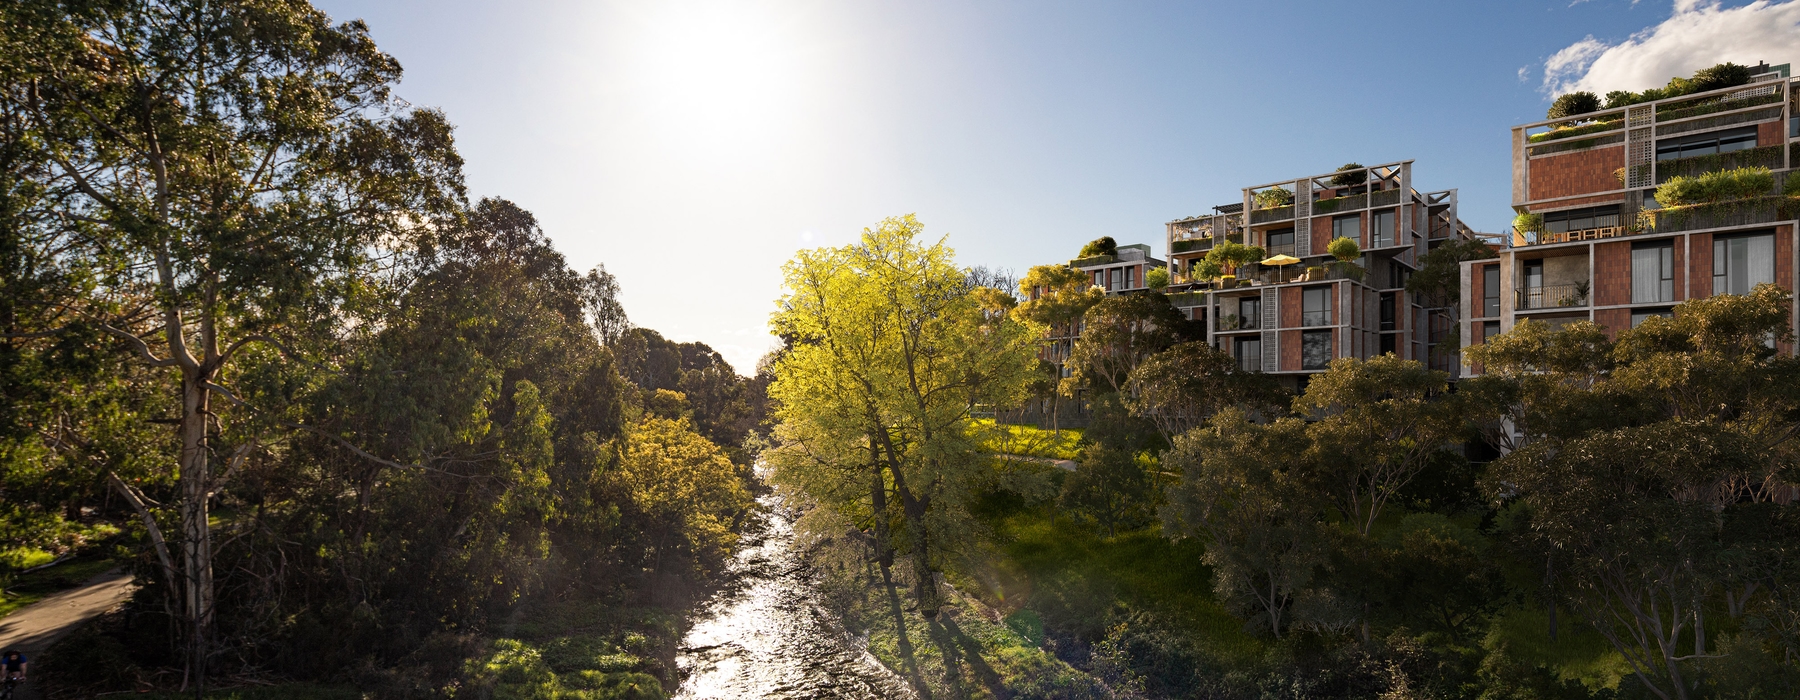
1326, 235, 1361, 262
1593, 61, 1759, 112
1329, 164, 1368, 188
1192, 258, 1223, 281
1064, 293, 1193, 395
1547, 91, 1601, 119
1059, 442, 1152, 537
1513, 212, 1545, 234
1203, 240, 1265, 277
1253, 186, 1293, 209
1144, 266, 1170, 290
1527, 120, 1622, 143
1078, 236, 1118, 258
1655, 166, 1775, 206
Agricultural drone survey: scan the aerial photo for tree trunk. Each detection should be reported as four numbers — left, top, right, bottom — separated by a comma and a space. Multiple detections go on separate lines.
869, 444, 893, 571
178, 372, 214, 692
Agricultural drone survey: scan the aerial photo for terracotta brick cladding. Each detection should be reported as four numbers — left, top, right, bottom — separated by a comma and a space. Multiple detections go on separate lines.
1778, 224, 1794, 293
1528, 146, 1624, 201
1529, 194, 1626, 211
1760, 121, 1784, 147
1280, 329, 1301, 371
1595, 241, 1630, 306
1280, 287, 1301, 328
1595, 308, 1630, 338
1690, 233, 1714, 300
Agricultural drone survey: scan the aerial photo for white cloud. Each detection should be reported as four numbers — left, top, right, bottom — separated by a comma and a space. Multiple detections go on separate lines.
1540, 0, 1800, 97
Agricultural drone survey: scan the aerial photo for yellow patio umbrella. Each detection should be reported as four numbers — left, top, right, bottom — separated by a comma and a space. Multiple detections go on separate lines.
1260, 254, 1302, 283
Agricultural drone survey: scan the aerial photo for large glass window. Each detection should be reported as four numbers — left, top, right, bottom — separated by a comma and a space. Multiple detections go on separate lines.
1333, 215, 1359, 241
1379, 334, 1397, 356
1238, 297, 1261, 330
1266, 229, 1295, 257
1125, 266, 1135, 289
1631, 241, 1674, 303
1657, 126, 1758, 161
1302, 286, 1332, 327
1483, 321, 1500, 343
1544, 205, 1621, 234
1108, 268, 1120, 290
1714, 232, 1775, 296
1482, 266, 1500, 317
1234, 337, 1261, 372
1301, 330, 1332, 370
1379, 293, 1396, 331
1371, 210, 1396, 248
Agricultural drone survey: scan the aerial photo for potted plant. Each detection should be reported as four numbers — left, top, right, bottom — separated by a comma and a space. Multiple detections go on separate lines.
1254, 186, 1293, 210
1146, 267, 1170, 291
1325, 236, 1365, 280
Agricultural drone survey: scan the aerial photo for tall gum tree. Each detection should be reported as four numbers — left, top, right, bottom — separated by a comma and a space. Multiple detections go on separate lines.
768, 215, 1039, 617
5, 0, 463, 684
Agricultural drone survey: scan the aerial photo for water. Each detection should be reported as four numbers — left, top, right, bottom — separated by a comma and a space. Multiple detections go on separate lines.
674, 494, 916, 699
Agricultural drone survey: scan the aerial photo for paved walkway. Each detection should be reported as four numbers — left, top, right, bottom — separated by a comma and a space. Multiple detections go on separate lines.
0, 568, 137, 698
997, 454, 1078, 471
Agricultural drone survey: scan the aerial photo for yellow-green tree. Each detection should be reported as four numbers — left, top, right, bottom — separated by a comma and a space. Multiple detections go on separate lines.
766, 215, 1040, 617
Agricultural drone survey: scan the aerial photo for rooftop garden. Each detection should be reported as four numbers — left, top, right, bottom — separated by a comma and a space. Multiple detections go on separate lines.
1640, 166, 1800, 232
1532, 62, 1772, 142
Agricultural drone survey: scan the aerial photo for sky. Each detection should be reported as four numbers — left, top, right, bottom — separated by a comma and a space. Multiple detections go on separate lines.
311, 0, 1800, 374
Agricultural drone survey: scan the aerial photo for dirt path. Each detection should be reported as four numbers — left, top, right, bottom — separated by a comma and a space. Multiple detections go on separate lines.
0, 568, 136, 698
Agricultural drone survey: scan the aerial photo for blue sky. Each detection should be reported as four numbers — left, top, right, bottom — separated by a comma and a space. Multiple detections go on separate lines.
313, 0, 1800, 373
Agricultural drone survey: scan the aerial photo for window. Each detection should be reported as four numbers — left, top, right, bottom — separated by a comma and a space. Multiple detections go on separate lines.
1302, 286, 1332, 327
1483, 321, 1500, 343
1544, 205, 1621, 234
1482, 266, 1500, 317
1333, 215, 1359, 242
1657, 126, 1758, 161
1301, 330, 1332, 370
1713, 232, 1774, 296
1266, 228, 1296, 257
1093, 271, 1103, 287
1238, 297, 1261, 330
1125, 266, 1135, 289
1379, 293, 1396, 331
1631, 308, 1673, 327
1379, 334, 1397, 356
1631, 241, 1674, 303
1371, 210, 1396, 248
1108, 268, 1120, 291
1641, 188, 1662, 211
1234, 337, 1261, 372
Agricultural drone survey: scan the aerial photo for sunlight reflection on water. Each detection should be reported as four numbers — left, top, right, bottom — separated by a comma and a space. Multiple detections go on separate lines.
674, 493, 915, 699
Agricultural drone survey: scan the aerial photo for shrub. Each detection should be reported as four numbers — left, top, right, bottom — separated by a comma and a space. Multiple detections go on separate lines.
1192, 259, 1221, 281
1512, 212, 1544, 234
1546, 91, 1600, 120
1254, 186, 1292, 209
1145, 267, 1170, 290
1689, 61, 1755, 93
1655, 167, 1775, 207
1326, 236, 1361, 262
1329, 164, 1367, 188
1079, 236, 1118, 258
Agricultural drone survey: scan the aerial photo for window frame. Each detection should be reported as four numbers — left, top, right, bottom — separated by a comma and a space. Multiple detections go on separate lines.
1712, 231, 1776, 297
1301, 329, 1332, 370
1370, 210, 1396, 248
1302, 286, 1332, 327
1630, 240, 1675, 304
1233, 337, 1261, 372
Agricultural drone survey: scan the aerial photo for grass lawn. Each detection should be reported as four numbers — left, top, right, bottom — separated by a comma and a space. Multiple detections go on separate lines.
971, 502, 1262, 664
973, 419, 1084, 461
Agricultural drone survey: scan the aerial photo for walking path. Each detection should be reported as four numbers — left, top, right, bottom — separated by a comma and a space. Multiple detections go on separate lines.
0, 568, 136, 698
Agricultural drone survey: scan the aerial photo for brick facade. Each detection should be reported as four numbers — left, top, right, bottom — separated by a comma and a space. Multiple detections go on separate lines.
1528, 146, 1624, 201
1594, 242, 1630, 307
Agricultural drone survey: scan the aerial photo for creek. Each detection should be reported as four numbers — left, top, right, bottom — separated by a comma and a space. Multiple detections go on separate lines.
673, 493, 915, 699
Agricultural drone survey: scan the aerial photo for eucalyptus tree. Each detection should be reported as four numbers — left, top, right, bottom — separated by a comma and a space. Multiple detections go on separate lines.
4, 0, 463, 682
767, 215, 1040, 617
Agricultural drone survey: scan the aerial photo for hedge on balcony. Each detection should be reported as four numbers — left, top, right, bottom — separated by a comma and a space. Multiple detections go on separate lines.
1655, 90, 1785, 122
1655, 145, 1786, 182
1070, 254, 1115, 267
1527, 120, 1623, 144
1171, 238, 1211, 254
1655, 166, 1775, 207
1639, 196, 1800, 233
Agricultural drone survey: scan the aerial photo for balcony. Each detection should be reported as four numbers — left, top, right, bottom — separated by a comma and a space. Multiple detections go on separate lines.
1517, 283, 1589, 310
1171, 238, 1214, 254
1641, 196, 1799, 235
1250, 205, 1294, 224
1656, 145, 1787, 183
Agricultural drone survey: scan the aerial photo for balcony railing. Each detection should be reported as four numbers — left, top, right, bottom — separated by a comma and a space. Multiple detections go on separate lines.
1656, 145, 1787, 183
1517, 283, 1589, 310
1641, 196, 1799, 234
1533, 225, 1629, 245
1171, 238, 1214, 254
1250, 205, 1295, 224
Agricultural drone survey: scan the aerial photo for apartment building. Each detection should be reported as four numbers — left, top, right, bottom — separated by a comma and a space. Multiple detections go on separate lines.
1460, 64, 1800, 372
1165, 160, 1488, 389
1009, 243, 1167, 427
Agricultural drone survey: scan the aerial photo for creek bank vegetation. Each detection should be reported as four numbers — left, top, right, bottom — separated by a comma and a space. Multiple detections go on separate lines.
771, 230, 1800, 699
1, 2, 769, 697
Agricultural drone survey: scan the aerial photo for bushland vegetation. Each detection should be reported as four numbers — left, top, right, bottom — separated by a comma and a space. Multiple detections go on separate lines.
773, 229, 1800, 699
0, 2, 766, 697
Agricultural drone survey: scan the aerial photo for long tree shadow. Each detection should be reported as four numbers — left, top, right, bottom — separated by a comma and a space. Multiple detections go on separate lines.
881, 569, 932, 699
928, 615, 1007, 699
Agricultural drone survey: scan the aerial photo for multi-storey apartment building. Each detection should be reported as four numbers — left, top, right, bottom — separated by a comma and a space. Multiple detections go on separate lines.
1460, 64, 1800, 371
1166, 160, 1488, 389
1011, 243, 1167, 427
